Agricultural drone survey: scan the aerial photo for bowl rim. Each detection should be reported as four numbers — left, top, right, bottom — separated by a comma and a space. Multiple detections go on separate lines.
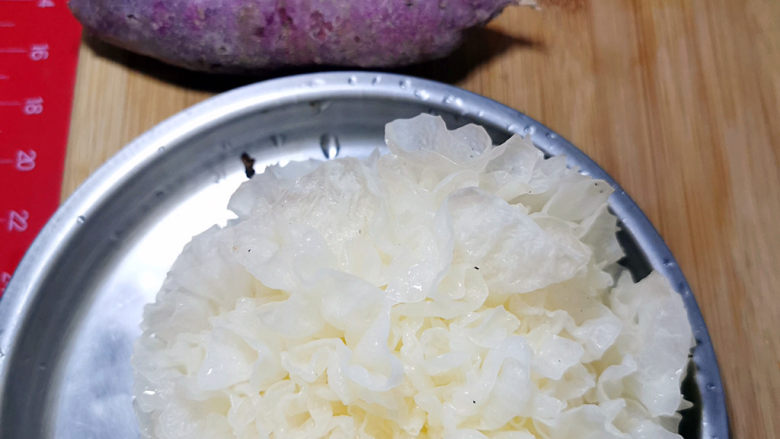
0, 71, 729, 438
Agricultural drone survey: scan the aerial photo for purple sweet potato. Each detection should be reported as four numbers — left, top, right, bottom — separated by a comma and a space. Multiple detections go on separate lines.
69, 0, 525, 72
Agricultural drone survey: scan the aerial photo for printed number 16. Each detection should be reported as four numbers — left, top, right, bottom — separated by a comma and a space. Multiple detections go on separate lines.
29, 44, 49, 61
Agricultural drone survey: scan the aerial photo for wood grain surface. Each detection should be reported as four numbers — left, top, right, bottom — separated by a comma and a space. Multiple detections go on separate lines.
64, 0, 779, 437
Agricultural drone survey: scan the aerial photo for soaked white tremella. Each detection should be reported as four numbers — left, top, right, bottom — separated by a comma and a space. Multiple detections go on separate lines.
132, 114, 694, 439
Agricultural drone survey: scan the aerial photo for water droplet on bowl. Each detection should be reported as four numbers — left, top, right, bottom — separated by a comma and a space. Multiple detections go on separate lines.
271, 134, 285, 147
706, 383, 717, 391
506, 124, 518, 132
76, 215, 86, 224
310, 100, 331, 114
443, 95, 463, 106
545, 132, 557, 140
523, 125, 536, 136
348, 75, 358, 85
372, 75, 382, 85
320, 133, 340, 159
414, 89, 430, 101
399, 79, 411, 89
157, 146, 166, 153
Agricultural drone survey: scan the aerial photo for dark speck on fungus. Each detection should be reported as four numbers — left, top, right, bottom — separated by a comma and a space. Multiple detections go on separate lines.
241, 152, 256, 179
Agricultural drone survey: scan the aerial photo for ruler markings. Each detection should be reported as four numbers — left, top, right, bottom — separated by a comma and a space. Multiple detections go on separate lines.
0, 0, 81, 295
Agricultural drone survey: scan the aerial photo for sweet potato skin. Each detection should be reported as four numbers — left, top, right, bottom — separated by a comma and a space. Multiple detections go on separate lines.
69, 0, 516, 72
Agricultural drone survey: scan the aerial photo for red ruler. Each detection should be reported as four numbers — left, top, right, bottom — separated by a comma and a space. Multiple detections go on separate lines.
0, 0, 81, 296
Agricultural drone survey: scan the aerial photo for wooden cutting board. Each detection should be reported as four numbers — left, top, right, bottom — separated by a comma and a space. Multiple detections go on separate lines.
64, 0, 780, 436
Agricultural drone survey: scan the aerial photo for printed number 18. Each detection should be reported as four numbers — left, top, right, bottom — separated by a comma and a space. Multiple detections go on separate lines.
23, 97, 43, 115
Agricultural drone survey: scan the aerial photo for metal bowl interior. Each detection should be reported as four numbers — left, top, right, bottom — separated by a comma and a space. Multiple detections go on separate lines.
0, 72, 728, 438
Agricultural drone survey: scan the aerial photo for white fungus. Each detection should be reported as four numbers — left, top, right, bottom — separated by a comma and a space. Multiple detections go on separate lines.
133, 114, 694, 439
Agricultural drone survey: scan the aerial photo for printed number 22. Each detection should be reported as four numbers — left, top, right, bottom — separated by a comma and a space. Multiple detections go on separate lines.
6, 210, 29, 232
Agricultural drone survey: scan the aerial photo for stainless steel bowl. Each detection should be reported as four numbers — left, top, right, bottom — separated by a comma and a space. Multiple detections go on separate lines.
0, 72, 729, 438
